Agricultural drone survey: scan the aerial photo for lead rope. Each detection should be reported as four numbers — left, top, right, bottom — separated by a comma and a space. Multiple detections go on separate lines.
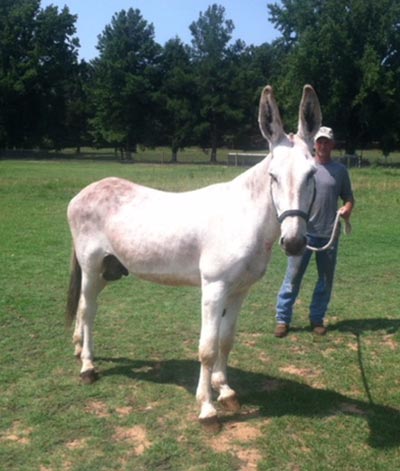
306, 210, 352, 252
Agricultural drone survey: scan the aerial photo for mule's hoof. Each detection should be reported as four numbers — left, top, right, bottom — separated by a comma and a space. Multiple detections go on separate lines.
80, 369, 98, 384
219, 394, 241, 412
199, 415, 222, 434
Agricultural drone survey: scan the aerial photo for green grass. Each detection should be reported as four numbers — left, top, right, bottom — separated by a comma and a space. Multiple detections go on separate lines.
1, 159, 399, 470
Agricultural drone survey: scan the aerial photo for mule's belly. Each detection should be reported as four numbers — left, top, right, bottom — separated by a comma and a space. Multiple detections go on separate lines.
115, 243, 202, 286
136, 271, 201, 287
105, 220, 202, 287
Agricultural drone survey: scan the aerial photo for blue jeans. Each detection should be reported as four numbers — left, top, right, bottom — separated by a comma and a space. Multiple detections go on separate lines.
276, 235, 339, 325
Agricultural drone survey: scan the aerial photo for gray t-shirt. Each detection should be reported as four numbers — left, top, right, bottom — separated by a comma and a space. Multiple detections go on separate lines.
307, 160, 354, 238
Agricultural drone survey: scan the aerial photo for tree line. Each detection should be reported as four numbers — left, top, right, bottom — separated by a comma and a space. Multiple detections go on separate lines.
1, 0, 400, 161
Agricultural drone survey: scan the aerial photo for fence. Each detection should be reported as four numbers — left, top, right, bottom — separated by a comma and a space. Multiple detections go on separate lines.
227, 152, 266, 166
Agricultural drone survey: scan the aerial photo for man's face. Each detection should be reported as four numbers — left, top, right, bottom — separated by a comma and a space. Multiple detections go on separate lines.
315, 137, 334, 161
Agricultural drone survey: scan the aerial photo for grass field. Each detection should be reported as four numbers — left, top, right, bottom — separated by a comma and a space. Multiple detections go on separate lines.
0, 159, 399, 470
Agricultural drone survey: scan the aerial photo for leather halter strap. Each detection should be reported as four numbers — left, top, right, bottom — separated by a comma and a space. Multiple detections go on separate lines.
277, 209, 309, 223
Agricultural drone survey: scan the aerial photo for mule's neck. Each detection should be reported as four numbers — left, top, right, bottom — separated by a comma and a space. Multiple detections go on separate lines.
246, 154, 281, 241
232, 154, 280, 235
234, 154, 272, 202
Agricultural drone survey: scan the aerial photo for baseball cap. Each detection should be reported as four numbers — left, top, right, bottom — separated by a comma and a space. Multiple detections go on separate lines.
315, 126, 334, 141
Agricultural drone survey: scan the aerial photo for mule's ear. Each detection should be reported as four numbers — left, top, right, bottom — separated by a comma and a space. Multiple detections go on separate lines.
258, 85, 285, 147
297, 84, 322, 146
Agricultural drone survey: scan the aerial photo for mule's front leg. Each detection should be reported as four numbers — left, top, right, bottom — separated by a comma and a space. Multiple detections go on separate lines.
211, 291, 246, 412
196, 282, 226, 425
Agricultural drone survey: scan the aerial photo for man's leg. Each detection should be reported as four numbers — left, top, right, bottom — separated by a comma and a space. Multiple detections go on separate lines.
310, 240, 339, 328
276, 250, 312, 334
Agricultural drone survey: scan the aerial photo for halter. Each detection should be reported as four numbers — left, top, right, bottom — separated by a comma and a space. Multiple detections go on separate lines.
277, 209, 309, 224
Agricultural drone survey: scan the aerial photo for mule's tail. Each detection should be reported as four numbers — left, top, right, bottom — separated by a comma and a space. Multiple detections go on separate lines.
66, 249, 81, 327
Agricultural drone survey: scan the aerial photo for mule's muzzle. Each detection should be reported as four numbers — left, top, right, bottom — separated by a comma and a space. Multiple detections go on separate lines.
280, 235, 307, 256
278, 209, 309, 256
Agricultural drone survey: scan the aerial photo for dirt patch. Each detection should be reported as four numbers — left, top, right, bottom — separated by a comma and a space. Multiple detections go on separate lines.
347, 342, 358, 352
66, 438, 88, 450
136, 400, 162, 413
279, 365, 320, 378
40, 466, 72, 471
208, 422, 262, 470
210, 422, 261, 450
289, 345, 306, 355
383, 335, 397, 351
236, 447, 263, 470
115, 406, 134, 416
321, 347, 337, 357
1, 421, 32, 445
258, 351, 272, 364
113, 425, 151, 455
85, 400, 110, 418
240, 332, 263, 348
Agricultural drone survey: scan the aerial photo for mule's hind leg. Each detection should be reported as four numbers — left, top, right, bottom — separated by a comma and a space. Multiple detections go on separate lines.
76, 271, 106, 383
73, 313, 84, 360
211, 290, 247, 411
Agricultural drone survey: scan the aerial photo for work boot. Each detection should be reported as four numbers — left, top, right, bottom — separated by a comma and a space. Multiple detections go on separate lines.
311, 322, 327, 336
274, 323, 289, 338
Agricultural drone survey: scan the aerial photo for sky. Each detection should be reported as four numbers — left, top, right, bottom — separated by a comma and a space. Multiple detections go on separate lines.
40, 0, 280, 61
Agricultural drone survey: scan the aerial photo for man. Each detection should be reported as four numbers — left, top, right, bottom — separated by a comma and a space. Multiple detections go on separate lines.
275, 126, 354, 338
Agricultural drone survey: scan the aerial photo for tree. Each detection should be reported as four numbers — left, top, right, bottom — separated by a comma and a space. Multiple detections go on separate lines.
90, 9, 161, 159
268, 0, 400, 153
189, 4, 236, 162
158, 38, 197, 162
0, 0, 38, 147
0, 0, 79, 149
34, 4, 80, 148
64, 60, 94, 152
225, 42, 277, 150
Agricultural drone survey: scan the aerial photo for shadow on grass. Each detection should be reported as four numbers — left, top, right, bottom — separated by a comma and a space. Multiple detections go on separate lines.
282, 318, 400, 336
97, 355, 400, 449
329, 318, 400, 334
